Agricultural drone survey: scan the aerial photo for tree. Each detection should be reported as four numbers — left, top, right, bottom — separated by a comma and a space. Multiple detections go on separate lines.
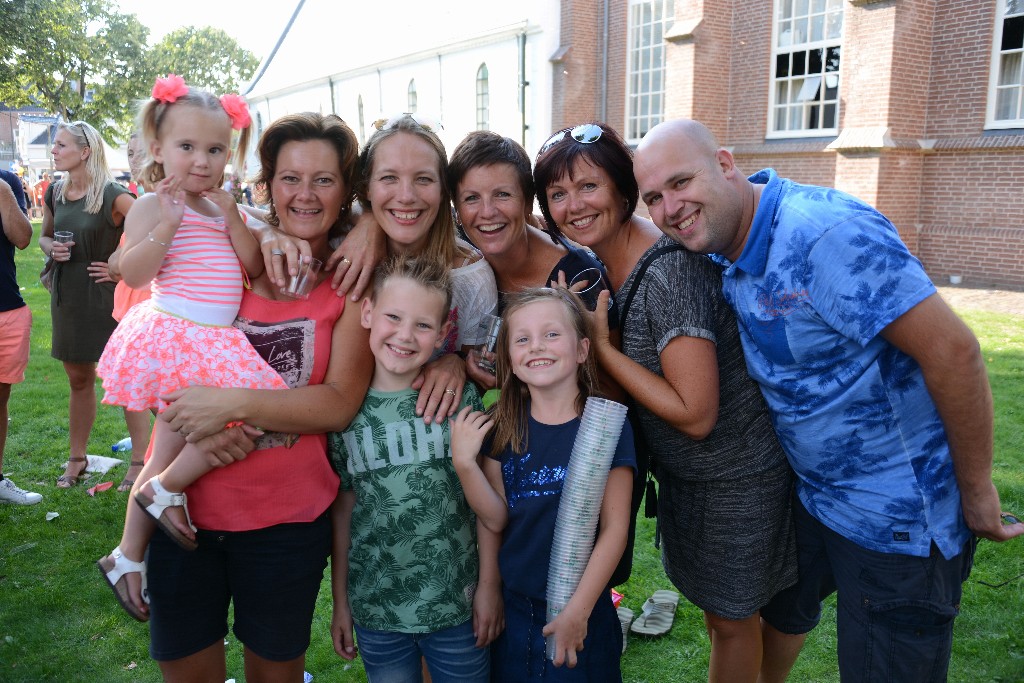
147, 26, 259, 96
0, 0, 32, 91
0, 0, 151, 143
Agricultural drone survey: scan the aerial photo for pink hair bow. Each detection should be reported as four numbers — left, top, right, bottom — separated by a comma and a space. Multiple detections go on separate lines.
152, 74, 188, 103
219, 94, 251, 130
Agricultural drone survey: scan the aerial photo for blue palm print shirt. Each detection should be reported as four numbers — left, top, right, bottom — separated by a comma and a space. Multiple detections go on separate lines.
711, 169, 970, 559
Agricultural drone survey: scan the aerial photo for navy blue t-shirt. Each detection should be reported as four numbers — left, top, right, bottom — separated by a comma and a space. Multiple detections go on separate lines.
0, 169, 28, 312
493, 413, 636, 600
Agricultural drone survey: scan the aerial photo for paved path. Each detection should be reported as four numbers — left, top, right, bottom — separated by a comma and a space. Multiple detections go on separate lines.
937, 286, 1024, 318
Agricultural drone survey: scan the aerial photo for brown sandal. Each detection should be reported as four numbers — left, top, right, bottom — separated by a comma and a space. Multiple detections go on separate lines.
117, 460, 145, 493
56, 456, 87, 489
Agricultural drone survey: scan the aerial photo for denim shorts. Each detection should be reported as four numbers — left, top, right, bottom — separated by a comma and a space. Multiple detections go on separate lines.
354, 619, 488, 683
147, 512, 331, 662
760, 497, 977, 682
491, 587, 622, 682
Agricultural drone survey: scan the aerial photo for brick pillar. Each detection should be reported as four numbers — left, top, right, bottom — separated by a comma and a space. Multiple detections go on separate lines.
828, 0, 935, 235
664, 0, 734, 135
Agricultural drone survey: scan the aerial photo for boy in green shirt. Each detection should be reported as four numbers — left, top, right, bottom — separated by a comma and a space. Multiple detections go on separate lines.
327, 256, 496, 681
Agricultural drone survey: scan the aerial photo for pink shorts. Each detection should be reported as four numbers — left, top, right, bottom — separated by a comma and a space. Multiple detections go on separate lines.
0, 306, 31, 384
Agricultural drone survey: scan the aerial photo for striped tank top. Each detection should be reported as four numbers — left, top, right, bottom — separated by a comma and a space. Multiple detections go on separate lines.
150, 207, 244, 326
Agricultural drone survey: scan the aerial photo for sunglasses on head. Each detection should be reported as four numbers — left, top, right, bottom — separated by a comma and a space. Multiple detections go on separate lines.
372, 113, 444, 133
68, 121, 91, 148
537, 123, 604, 159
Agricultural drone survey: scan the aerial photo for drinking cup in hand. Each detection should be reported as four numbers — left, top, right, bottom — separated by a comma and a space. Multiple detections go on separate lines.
53, 231, 74, 261
569, 267, 612, 311
477, 314, 502, 374
281, 257, 323, 299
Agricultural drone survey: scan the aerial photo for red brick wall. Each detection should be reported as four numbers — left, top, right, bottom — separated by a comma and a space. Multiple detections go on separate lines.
552, 0, 603, 130
927, 1, 995, 135
917, 226, 1024, 289
571, 0, 1023, 287
889, 0, 934, 138
720, 0, 774, 143
554, 0, 630, 139
692, 1, 1022, 287
732, 153, 836, 188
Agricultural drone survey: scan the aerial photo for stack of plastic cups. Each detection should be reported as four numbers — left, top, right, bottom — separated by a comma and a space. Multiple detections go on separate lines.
546, 396, 629, 660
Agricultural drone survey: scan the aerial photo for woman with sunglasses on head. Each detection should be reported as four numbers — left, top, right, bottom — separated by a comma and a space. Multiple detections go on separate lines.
534, 122, 797, 683
40, 120, 135, 488
357, 114, 499, 424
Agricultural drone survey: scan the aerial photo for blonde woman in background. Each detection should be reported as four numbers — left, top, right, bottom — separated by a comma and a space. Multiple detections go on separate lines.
40, 120, 134, 488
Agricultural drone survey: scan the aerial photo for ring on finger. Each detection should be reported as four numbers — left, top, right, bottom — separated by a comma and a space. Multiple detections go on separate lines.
444, 388, 457, 397
271, 249, 284, 256
341, 256, 352, 265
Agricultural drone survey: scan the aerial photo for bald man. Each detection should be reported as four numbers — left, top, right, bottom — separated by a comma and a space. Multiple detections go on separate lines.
634, 119, 1023, 682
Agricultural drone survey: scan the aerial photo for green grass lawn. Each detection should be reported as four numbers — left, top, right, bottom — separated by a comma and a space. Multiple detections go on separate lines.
0, 232, 1021, 682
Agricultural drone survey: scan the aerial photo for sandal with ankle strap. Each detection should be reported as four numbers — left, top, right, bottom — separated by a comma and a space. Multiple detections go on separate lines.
117, 460, 145, 493
134, 476, 198, 551
97, 546, 149, 622
56, 456, 87, 489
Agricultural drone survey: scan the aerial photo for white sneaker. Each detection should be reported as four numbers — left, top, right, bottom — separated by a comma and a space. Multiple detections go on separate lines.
0, 477, 43, 505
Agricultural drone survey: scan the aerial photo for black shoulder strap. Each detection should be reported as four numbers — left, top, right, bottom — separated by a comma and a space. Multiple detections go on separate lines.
618, 243, 684, 326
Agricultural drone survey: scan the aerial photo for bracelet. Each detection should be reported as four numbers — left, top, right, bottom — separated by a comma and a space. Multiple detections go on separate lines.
147, 231, 171, 247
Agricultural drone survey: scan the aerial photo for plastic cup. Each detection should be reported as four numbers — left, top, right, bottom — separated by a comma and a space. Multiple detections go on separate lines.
477, 314, 502, 373
569, 267, 612, 312
282, 258, 323, 299
54, 231, 74, 243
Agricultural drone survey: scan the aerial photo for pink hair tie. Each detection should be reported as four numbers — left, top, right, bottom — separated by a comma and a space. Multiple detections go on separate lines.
152, 74, 188, 103
219, 94, 251, 130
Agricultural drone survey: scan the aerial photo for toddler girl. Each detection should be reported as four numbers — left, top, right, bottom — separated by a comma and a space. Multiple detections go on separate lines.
96, 75, 287, 621
451, 287, 635, 680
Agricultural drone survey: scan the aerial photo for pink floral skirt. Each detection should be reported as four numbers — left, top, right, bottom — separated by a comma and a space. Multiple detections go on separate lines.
98, 301, 287, 412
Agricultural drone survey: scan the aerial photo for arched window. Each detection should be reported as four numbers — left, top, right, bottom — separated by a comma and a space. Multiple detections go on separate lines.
476, 63, 490, 130
408, 79, 418, 113
357, 95, 365, 146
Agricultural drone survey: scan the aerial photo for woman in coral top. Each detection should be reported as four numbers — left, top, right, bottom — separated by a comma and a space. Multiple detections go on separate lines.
112, 110, 373, 681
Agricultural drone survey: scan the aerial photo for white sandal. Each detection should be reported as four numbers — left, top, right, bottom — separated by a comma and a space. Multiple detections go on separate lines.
630, 590, 680, 636
96, 545, 149, 622
134, 476, 198, 551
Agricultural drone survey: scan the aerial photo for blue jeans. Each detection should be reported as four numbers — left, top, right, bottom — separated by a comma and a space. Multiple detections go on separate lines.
354, 619, 488, 683
761, 496, 977, 682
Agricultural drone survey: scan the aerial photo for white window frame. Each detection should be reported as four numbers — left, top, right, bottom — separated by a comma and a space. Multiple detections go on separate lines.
986, 0, 1024, 129
625, 0, 674, 144
476, 63, 490, 131
357, 95, 366, 146
767, 0, 844, 139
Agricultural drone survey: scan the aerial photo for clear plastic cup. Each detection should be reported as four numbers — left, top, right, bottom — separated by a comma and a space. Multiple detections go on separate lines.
282, 258, 323, 299
569, 267, 613, 311
477, 314, 502, 373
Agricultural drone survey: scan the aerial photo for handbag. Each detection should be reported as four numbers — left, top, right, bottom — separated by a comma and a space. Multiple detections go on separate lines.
39, 256, 55, 292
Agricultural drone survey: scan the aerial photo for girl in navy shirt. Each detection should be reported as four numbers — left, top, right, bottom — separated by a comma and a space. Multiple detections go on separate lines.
452, 287, 635, 681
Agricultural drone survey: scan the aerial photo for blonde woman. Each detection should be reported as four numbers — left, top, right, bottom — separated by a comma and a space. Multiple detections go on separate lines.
40, 120, 134, 488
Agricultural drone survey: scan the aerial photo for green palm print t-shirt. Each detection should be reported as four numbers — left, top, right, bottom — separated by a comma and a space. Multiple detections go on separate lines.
328, 382, 483, 633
